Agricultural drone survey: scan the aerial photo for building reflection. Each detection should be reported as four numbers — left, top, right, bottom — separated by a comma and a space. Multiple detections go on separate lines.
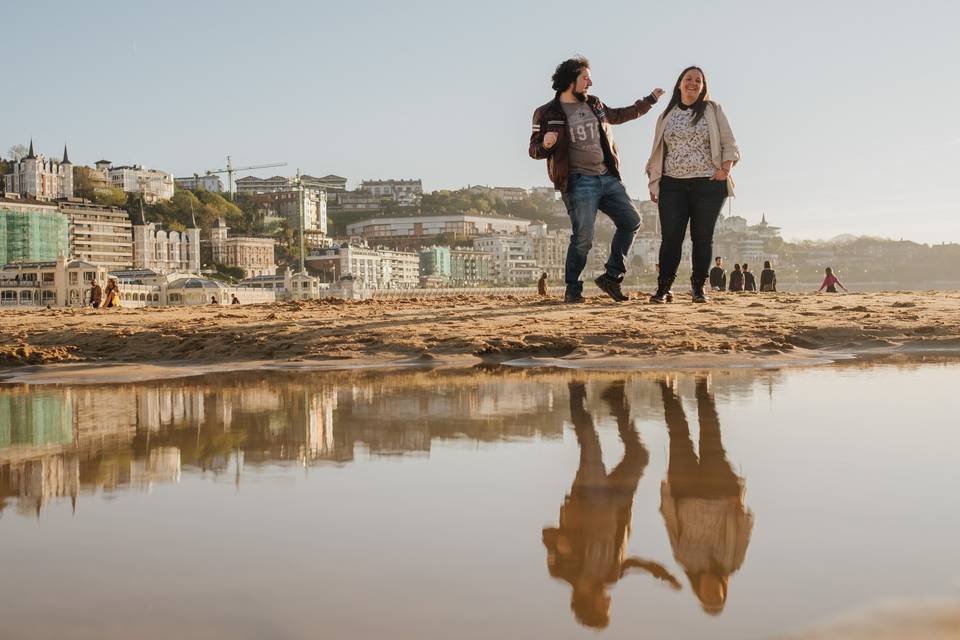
0, 369, 571, 517
658, 376, 754, 616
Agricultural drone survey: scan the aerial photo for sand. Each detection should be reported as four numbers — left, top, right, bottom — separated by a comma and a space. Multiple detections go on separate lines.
1, 290, 958, 374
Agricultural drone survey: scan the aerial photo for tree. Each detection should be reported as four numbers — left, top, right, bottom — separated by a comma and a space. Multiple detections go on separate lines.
7, 144, 27, 162
0, 158, 7, 196
73, 166, 128, 206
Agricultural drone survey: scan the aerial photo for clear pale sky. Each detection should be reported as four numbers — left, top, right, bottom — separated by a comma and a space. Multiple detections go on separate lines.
3, 0, 958, 243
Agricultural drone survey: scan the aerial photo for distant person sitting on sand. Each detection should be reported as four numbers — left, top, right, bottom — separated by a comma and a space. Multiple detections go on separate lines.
818, 267, 848, 293
538, 272, 548, 297
728, 264, 743, 292
759, 261, 777, 292
742, 263, 756, 292
231, 294, 240, 305
102, 278, 121, 308
709, 257, 726, 291
211, 295, 219, 304
89, 279, 103, 309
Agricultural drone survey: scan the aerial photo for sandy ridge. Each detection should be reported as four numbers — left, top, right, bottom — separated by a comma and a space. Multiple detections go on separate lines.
1, 290, 958, 368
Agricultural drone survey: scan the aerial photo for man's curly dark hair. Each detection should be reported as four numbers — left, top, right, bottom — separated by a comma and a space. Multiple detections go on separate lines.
551, 56, 590, 93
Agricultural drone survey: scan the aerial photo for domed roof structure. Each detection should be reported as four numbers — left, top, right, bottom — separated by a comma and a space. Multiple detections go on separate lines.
167, 277, 227, 291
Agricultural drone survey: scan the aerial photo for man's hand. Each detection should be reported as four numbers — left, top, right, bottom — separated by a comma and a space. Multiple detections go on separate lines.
652, 88, 665, 100
542, 131, 558, 149
650, 191, 658, 203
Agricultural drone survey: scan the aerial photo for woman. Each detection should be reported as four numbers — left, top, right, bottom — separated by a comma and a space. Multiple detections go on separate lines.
102, 278, 121, 309
647, 66, 740, 303
759, 261, 777, 292
818, 267, 848, 293
728, 263, 744, 292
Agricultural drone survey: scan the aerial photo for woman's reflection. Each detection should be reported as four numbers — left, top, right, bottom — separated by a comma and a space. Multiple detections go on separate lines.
658, 376, 753, 615
543, 381, 679, 629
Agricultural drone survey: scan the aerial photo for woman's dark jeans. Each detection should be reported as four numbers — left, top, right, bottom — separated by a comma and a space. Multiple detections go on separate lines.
657, 176, 728, 282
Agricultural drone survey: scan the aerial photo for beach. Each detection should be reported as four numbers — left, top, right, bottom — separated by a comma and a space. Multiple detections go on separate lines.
2, 290, 958, 373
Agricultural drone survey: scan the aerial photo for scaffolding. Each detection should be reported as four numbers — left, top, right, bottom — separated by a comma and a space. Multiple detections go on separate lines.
0, 204, 69, 265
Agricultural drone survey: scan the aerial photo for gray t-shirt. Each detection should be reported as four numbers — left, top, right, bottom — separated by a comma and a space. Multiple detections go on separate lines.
561, 101, 608, 176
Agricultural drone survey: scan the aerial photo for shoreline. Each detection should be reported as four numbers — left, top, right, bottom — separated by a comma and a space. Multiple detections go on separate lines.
2, 290, 959, 383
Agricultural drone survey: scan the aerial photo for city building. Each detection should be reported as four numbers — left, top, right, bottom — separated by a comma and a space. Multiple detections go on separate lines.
346, 213, 529, 243
130, 203, 201, 274
3, 141, 73, 201
472, 235, 539, 284
359, 179, 422, 206
377, 249, 419, 289
204, 218, 276, 278
235, 174, 345, 195
174, 174, 224, 192
93, 160, 174, 203
59, 199, 133, 271
467, 185, 528, 203
304, 244, 417, 289
265, 189, 327, 234
327, 190, 383, 214
528, 222, 567, 281
450, 248, 493, 286
0, 256, 106, 307
306, 244, 381, 285
0, 198, 69, 265
418, 246, 451, 280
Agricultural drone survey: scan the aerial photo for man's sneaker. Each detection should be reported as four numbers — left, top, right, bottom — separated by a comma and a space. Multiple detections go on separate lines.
594, 273, 629, 302
564, 292, 586, 304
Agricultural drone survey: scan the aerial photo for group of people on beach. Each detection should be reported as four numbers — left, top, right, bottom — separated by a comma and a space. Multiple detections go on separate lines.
709, 257, 777, 292
530, 58, 849, 303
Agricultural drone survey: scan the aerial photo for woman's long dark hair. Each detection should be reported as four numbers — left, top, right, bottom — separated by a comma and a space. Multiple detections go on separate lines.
661, 66, 710, 124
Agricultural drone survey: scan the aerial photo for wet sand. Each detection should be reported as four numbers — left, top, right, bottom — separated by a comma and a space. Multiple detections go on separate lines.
1, 291, 958, 376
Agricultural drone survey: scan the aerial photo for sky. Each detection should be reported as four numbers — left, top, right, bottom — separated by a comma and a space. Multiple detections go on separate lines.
3, 0, 958, 243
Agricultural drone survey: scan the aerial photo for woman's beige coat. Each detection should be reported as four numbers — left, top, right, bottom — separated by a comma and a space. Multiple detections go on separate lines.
646, 101, 741, 199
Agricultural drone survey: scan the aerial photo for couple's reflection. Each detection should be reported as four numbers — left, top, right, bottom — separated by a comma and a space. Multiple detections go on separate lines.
659, 377, 754, 616
542, 381, 679, 629
543, 378, 753, 628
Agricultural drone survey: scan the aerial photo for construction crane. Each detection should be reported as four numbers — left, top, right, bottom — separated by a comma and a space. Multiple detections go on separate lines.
205, 155, 287, 198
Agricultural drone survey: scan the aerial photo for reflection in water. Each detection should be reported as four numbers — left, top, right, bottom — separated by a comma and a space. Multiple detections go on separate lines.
0, 371, 570, 517
659, 377, 754, 615
543, 381, 679, 629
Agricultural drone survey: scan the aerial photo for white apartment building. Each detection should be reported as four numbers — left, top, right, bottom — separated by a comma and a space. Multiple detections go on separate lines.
266, 189, 327, 234
94, 161, 174, 203
377, 249, 420, 289
59, 200, 133, 270
305, 245, 417, 289
3, 142, 73, 201
174, 174, 224, 192
359, 179, 422, 206
346, 213, 529, 242
472, 235, 539, 285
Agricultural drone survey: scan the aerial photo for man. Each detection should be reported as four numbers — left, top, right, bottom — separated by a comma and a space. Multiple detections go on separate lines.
742, 263, 757, 292
231, 294, 240, 305
529, 57, 663, 303
708, 257, 726, 292
89, 279, 103, 309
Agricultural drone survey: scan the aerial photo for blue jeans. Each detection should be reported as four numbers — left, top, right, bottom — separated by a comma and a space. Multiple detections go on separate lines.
560, 173, 641, 296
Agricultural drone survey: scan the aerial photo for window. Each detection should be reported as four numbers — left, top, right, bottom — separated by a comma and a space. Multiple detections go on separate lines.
69, 272, 78, 285
42, 273, 55, 283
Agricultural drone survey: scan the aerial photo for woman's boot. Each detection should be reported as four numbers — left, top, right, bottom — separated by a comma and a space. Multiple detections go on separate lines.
649, 276, 675, 304
691, 277, 708, 303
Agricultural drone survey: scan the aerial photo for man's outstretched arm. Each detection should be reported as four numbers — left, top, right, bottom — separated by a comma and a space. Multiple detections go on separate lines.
603, 89, 665, 125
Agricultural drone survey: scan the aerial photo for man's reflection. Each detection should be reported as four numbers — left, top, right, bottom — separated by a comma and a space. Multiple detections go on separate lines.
543, 381, 679, 629
658, 377, 753, 615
